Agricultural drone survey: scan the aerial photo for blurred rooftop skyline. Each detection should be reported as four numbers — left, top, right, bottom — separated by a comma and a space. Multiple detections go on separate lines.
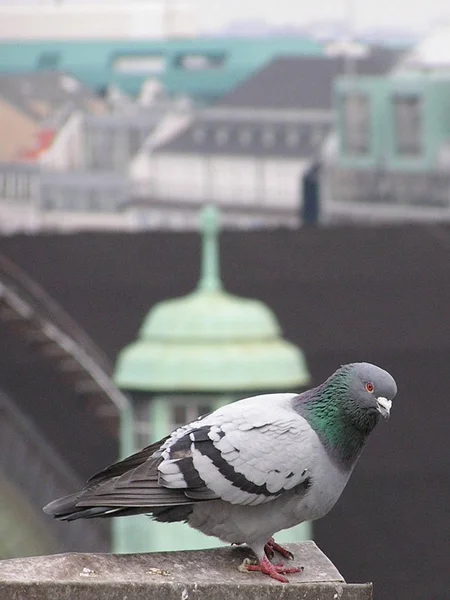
0, 0, 449, 37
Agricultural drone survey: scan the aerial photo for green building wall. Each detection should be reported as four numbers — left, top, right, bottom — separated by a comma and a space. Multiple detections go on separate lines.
335, 72, 450, 172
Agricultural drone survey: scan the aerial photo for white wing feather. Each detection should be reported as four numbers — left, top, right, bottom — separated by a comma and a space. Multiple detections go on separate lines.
158, 393, 315, 507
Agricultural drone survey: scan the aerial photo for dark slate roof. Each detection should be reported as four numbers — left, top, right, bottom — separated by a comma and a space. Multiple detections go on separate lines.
155, 46, 402, 158
216, 46, 402, 110
0, 70, 106, 122
157, 116, 331, 158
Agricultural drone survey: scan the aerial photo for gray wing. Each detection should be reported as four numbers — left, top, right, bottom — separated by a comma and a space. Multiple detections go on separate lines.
158, 398, 314, 506
44, 394, 314, 519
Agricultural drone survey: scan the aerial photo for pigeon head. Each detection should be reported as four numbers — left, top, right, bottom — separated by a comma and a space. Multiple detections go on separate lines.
296, 362, 397, 468
345, 362, 397, 422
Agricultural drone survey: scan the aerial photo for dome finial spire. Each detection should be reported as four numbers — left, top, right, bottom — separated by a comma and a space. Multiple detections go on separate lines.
198, 205, 222, 292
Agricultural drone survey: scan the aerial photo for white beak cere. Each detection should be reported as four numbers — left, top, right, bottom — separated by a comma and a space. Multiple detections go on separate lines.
376, 396, 392, 420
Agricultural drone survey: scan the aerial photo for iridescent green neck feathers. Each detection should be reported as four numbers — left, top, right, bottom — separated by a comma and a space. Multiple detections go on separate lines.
296, 368, 380, 469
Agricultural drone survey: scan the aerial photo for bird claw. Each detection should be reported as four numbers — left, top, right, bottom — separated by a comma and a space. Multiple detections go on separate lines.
239, 556, 303, 583
264, 538, 295, 560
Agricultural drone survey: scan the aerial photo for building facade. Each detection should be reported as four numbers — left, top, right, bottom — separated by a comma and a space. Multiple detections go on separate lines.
130, 50, 401, 229
323, 32, 450, 222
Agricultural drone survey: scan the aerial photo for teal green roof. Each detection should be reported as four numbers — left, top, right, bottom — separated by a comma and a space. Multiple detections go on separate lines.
114, 206, 310, 392
140, 290, 280, 343
0, 37, 323, 101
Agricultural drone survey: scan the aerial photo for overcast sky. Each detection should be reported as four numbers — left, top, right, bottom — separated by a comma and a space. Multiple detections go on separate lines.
197, 0, 450, 34
1, 0, 450, 35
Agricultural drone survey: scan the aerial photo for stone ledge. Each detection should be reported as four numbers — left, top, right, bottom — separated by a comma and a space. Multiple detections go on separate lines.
0, 541, 373, 599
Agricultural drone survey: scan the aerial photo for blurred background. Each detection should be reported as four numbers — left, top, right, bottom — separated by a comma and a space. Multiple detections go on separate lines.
0, 2, 449, 599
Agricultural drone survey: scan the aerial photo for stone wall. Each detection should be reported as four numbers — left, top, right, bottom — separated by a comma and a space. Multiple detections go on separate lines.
0, 542, 372, 600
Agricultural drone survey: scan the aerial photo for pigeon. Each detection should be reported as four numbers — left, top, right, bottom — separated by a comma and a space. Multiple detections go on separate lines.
44, 362, 397, 583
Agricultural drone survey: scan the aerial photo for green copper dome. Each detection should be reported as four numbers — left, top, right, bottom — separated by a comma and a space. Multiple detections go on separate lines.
139, 290, 280, 343
114, 206, 310, 392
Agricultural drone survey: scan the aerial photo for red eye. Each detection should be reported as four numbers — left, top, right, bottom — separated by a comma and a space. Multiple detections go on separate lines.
365, 382, 374, 393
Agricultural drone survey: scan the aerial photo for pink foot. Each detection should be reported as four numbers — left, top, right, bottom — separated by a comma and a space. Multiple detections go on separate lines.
264, 537, 295, 560
244, 556, 303, 583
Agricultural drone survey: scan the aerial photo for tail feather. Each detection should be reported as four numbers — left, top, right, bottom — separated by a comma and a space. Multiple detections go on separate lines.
60, 507, 118, 521
43, 432, 213, 524
43, 493, 116, 521
43, 492, 83, 518
42, 453, 197, 522
43, 494, 163, 521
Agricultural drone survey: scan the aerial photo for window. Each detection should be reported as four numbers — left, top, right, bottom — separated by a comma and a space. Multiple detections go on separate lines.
393, 95, 422, 156
192, 126, 206, 144
262, 127, 276, 148
16, 174, 29, 200
85, 129, 115, 170
341, 93, 370, 155
175, 53, 226, 70
171, 402, 213, 431
310, 126, 326, 149
239, 129, 253, 146
5, 173, 16, 198
37, 52, 60, 70
215, 127, 229, 146
285, 129, 300, 148
114, 55, 165, 74
134, 402, 151, 448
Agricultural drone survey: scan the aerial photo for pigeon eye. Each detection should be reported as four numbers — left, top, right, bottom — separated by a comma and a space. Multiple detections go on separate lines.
365, 382, 374, 393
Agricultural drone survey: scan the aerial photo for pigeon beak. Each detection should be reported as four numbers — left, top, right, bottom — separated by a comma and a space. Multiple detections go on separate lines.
376, 397, 392, 420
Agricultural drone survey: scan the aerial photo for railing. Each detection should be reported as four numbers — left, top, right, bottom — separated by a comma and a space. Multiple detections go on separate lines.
329, 168, 450, 208
0, 163, 40, 204
0, 253, 113, 377
0, 388, 109, 552
0, 253, 134, 550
